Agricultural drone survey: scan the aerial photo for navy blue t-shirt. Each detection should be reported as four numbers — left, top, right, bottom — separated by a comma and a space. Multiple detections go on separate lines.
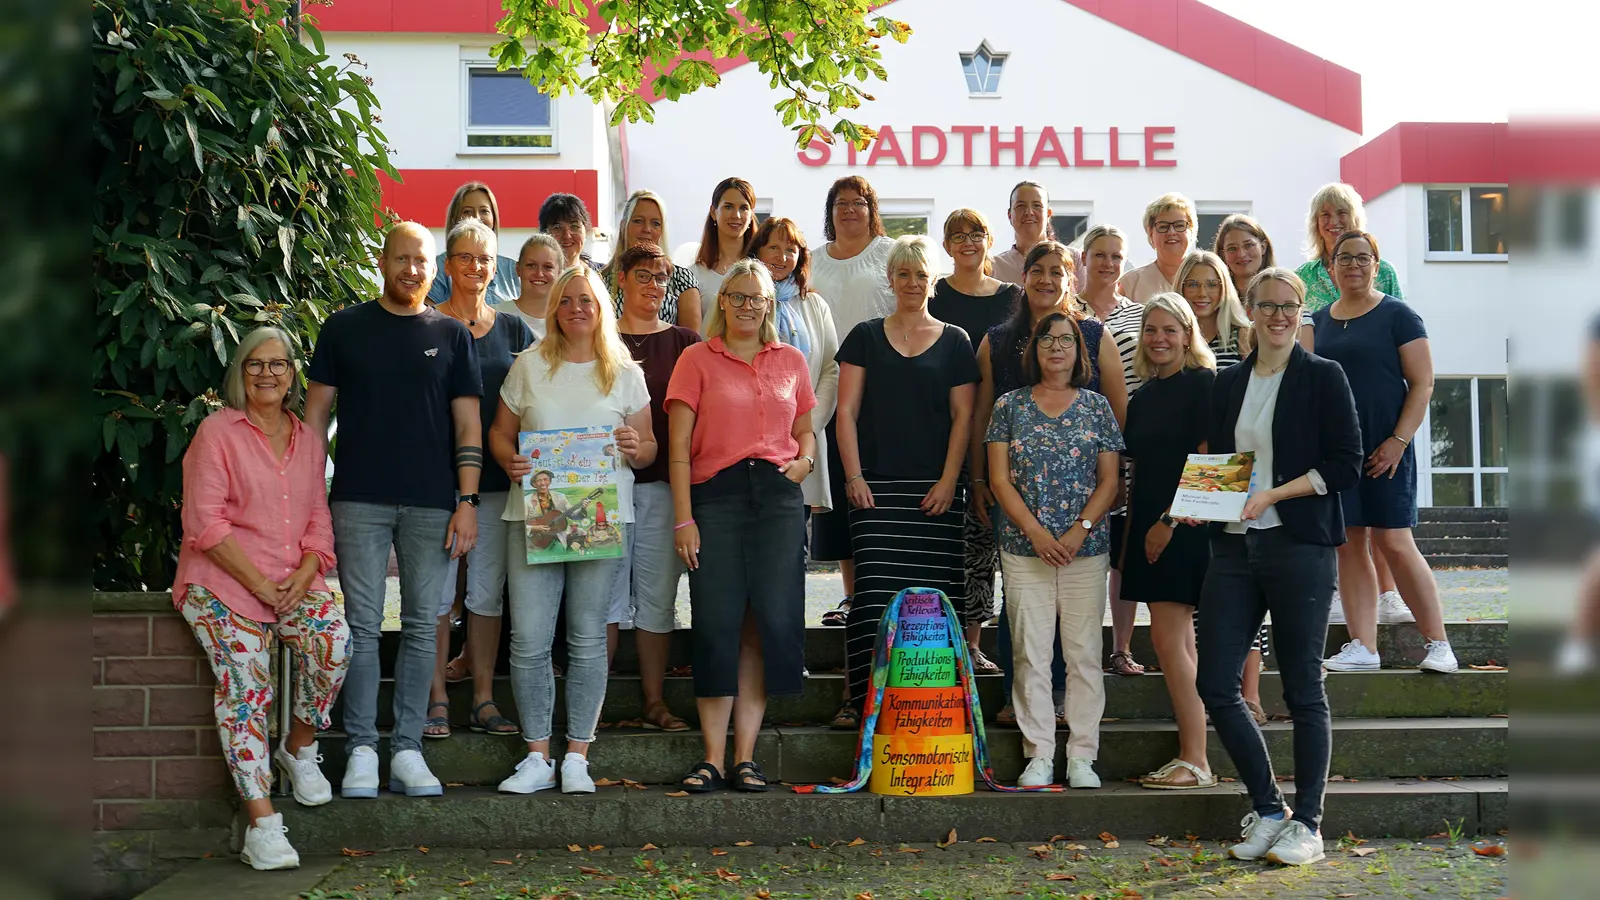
1312, 295, 1427, 454
308, 301, 482, 510
474, 311, 535, 494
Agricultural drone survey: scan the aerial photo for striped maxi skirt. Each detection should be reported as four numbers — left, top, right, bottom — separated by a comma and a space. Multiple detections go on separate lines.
844, 477, 968, 709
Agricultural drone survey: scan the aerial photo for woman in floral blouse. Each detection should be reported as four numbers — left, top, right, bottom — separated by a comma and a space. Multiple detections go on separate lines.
985, 311, 1123, 791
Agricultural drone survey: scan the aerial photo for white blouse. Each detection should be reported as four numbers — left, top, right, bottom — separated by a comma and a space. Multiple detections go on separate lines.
810, 236, 896, 339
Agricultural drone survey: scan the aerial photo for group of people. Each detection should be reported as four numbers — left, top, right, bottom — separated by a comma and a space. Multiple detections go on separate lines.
174, 174, 1457, 871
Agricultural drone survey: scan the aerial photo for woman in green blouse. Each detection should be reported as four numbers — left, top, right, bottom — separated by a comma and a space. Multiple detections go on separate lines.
1294, 183, 1403, 314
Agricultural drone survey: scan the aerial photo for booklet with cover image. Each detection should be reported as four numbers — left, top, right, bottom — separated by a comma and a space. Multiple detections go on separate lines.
1167, 451, 1256, 522
519, 426, 625, 564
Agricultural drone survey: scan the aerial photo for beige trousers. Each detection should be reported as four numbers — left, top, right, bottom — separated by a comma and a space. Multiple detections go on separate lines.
1001, 551, 1109, 760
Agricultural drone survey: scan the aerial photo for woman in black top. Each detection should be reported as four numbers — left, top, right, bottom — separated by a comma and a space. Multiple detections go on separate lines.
835, 235, 979, 727
1192, 267, 1362, 867
1120, 294, 1217, 790
929, 207, 1022, 674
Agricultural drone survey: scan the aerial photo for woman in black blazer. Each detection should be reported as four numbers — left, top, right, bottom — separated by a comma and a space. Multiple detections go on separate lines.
1190, 267, 1362, 868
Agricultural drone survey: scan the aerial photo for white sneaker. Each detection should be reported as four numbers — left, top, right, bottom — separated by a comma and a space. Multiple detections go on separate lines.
1377, 591, 1415, 624
1418, 639, 1459, 674
1327, 591, 1345, 624
1557, 638, 1596, 675
240, 813, 300, 871
561, 752, 596, 794
1323, 639, 1380, 672
340, 745, 379, 799
498, 751, 557, 794
1229, 810, 1292, 860
389, 749, 443, 797
1066, 757, 1100, 789
1017, 757, 1054, 787
1265, 819, 1326, 866
274, 740, 332, 807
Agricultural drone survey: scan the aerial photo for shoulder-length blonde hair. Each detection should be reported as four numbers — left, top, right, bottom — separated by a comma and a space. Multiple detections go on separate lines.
1132, 293, 1216, 382
703, 258, 779, 345
602, 190, 671, 286
538, 266, 637, 395
1175, 251, 1252, 353
224, 326, 302, 411
1304, 182, 1367, 260
444, 181, 502, 234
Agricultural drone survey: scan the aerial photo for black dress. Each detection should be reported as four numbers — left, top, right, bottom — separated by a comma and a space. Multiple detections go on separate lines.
1120, 366, 1215, 607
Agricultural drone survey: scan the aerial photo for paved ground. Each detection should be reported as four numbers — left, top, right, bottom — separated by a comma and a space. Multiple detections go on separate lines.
289, 835, 1509, 899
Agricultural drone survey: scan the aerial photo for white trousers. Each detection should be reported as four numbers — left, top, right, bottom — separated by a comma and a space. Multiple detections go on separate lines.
1001, 551, 1109, 760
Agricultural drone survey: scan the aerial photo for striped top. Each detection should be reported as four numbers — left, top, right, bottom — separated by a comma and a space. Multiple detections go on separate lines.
1092, 296, 1145, 394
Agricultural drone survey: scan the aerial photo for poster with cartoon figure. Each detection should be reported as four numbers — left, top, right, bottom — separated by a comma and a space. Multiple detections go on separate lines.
520, 426, 624, 564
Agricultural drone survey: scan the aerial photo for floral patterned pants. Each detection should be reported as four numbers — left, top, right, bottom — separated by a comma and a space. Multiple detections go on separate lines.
180, 585, 350, 801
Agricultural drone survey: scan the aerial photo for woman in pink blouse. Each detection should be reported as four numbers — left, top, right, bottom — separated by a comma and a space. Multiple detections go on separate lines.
175, 327, 350, 872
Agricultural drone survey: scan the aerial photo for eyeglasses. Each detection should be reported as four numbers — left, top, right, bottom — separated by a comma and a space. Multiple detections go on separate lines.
1221, 240, 1261, 255
631, 269, 672, 286
450, 253, 494, 268
832, 199, 870, 211
1181, 279, 1224, 291
1036, 335, 1077, 349
545, 223, 585, 236
947, 231, 987, 244
1153, 221, 1190, 234
1334, 253, 1376, 268
1252, 301, 1302, 318
244, 358, 291, 375
723, 291, 771, 309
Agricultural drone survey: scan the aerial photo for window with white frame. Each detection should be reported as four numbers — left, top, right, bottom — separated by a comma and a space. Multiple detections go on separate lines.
959, 41, 1007, 96
462, 62, 555, 153
1426, 185, 1507, 258
879, 200, 932, 239
1428, 376, 1508, 507
1195, 203, 1251, 254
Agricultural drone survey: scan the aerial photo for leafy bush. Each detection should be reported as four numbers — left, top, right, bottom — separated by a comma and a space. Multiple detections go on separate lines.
92, 0, 395, 588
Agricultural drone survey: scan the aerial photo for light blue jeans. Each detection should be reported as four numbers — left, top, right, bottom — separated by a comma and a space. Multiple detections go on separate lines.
505, 524, 622, 743
332, 501, 454, 754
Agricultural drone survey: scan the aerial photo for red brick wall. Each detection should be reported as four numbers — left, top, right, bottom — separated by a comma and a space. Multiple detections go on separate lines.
92, 595, 236, 898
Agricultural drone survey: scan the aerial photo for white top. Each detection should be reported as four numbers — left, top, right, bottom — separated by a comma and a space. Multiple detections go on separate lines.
498, 354, 650, 523
1118, 260, 1175, 305
794, 291, 841, 509
1226, 368, 1286, 534
689, 263, 729, 320
491, 301, 548, 344
810, 236, 896, 339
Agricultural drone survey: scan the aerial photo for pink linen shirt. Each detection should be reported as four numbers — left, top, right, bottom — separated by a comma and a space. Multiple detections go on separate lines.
175, 408, 336, 622
664, 337, 818, 485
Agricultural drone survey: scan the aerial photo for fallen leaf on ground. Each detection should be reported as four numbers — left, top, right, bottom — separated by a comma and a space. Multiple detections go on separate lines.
938, 828, 958, 848
1184, 833, 1199, 841
1103, 840, 1121, 849
847, 837, 867, 847
809, 841, 823, 849
641, 843, 659, 851
1343, 831, 1367, 846
1349, 847, 1378, 857
1044, 873, 1075, 881
1426, 832, 1449, 839
664, 790, 690, 797
976, 837, 997, 843
340, 848, 374, 857
855, 893, 874, 900
588, 844, 604, 851
1472, 843, 1506, 857
755, 891, 772, 899
1098, 831, 1118, 842
1049, 834, 1067, 842
899, 846, 923, 853
1329, 775, 1347, 782
735, 840, 755, 847
416, 846, 429, 853
711, 848, 728, 856
1156, 857, 1176, 867
1063, 843, 1087, 850
578, 865, 603, 875
456, 879, 475, 887
492, 859, 513, 865
1146, 836, 1168, 846
1337, 894, 1357, 898
593, 778, 619, 787
622, 778, 647, 790
567, 844, 582, 852
715, 868, 741, 882
1028, 845, 1054, 853
1119, 890, 1144, 898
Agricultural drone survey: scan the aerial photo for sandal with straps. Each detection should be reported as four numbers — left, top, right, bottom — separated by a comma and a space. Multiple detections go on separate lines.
680, 761, 725, 794
821, 598, 850, 627
968, 647, 1001, 675
1139, 758, 1217, 791
731, 760, 770, 793
641, 701, 690, 732
1109, 651, 1146, 676
829, 703, 860, 731
423, 701, 451, 739
469, 700, 519, 736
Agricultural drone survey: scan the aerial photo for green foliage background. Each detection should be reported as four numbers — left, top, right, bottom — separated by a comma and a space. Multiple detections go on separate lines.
91, 0, 396, 589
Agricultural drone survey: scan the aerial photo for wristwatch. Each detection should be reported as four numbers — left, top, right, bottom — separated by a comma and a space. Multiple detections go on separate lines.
1160, 512, 1176, 528
459, 493, 481, 508
1079, 518, 1094, 531
799, 455, 816, 472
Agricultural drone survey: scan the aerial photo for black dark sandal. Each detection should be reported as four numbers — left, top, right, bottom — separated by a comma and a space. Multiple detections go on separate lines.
829, 703, 860, 731
423, 701, 451, 739
821, 598, 850, 627
680, 761, 725, 794
732, 760, 770, 793
469, 700, 519, 736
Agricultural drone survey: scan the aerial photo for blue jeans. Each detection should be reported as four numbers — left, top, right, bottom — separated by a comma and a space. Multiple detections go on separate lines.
332, 502, 454, 754
1195, 529, 1336, 831
505, 524, 622, 744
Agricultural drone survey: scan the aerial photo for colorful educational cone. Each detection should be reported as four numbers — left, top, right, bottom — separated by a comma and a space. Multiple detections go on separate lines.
870, 589, 973, 796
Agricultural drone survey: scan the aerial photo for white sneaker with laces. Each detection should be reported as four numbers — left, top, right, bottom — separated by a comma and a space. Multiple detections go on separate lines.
561, 752, 596, 794
340, 745, 379, 799
1327, 590, 1345, 624
499, 751, 557, 794
1265, 819, 1326, 866
1017, 757, 1053, 787
389, 749, 444, 797
1066, 757, 1100, 789
1323, 639, 1380, 672
1229, 810, 1292, 860
1377, 590, 1415, 624
274, 740, 332, 807
240, 813, 300, 871
1419, 639, 1459, 674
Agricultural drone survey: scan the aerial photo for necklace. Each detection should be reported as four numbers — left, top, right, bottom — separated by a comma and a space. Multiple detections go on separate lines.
443, 300, 484, 328
1255, 357, 1289, 376
247, 410, 286, 439
889, 313, 933, 346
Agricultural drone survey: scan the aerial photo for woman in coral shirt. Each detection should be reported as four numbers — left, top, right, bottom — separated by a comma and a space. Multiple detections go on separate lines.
175, 327, 350, 872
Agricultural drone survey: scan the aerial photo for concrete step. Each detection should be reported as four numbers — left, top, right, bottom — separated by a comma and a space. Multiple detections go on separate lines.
1417, 507, 1507, 524
1412, 521, 1507, 539
273, 777, 1507, 848
1415, 537, 1508, 556
1425, 553, 1509, 569
348, 668, 1507, 731
387, 619, 1510, 676
304, 717, 1506, 788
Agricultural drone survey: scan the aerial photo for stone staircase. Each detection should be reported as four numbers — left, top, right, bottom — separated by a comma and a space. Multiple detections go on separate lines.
1417, 507, 1508, 569
273, 618, 1509, 849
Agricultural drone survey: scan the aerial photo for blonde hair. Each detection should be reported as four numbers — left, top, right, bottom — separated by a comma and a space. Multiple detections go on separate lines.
603, 190, 671, 287
702, 258, 779, 345
538, 266, 637, 395
1305, 183, 1368, 259
1142, 192, 1197, 233
886, 234, 937, 283
941, 208, 994, 276
1078, 223, 1129, 285
446, 218, 497, 256
518, 232, 562, 263
1132, 293, 1216, 382
224, 326, 302, 411
1245, 266, 1309, 306
444, 182, 502, 233
1175, 251, 1252, 353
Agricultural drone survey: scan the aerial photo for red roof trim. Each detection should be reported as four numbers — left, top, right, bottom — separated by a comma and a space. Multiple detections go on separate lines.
1340, 122, 1509, 200
378, 169, 599, 228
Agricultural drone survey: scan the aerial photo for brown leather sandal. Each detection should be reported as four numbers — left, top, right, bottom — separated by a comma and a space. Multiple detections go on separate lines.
1109, 651, 1146, 676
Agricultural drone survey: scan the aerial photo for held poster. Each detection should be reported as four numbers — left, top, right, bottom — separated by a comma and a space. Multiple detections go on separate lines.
1167, 451, 1256, 522
520, 427, 624, 565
